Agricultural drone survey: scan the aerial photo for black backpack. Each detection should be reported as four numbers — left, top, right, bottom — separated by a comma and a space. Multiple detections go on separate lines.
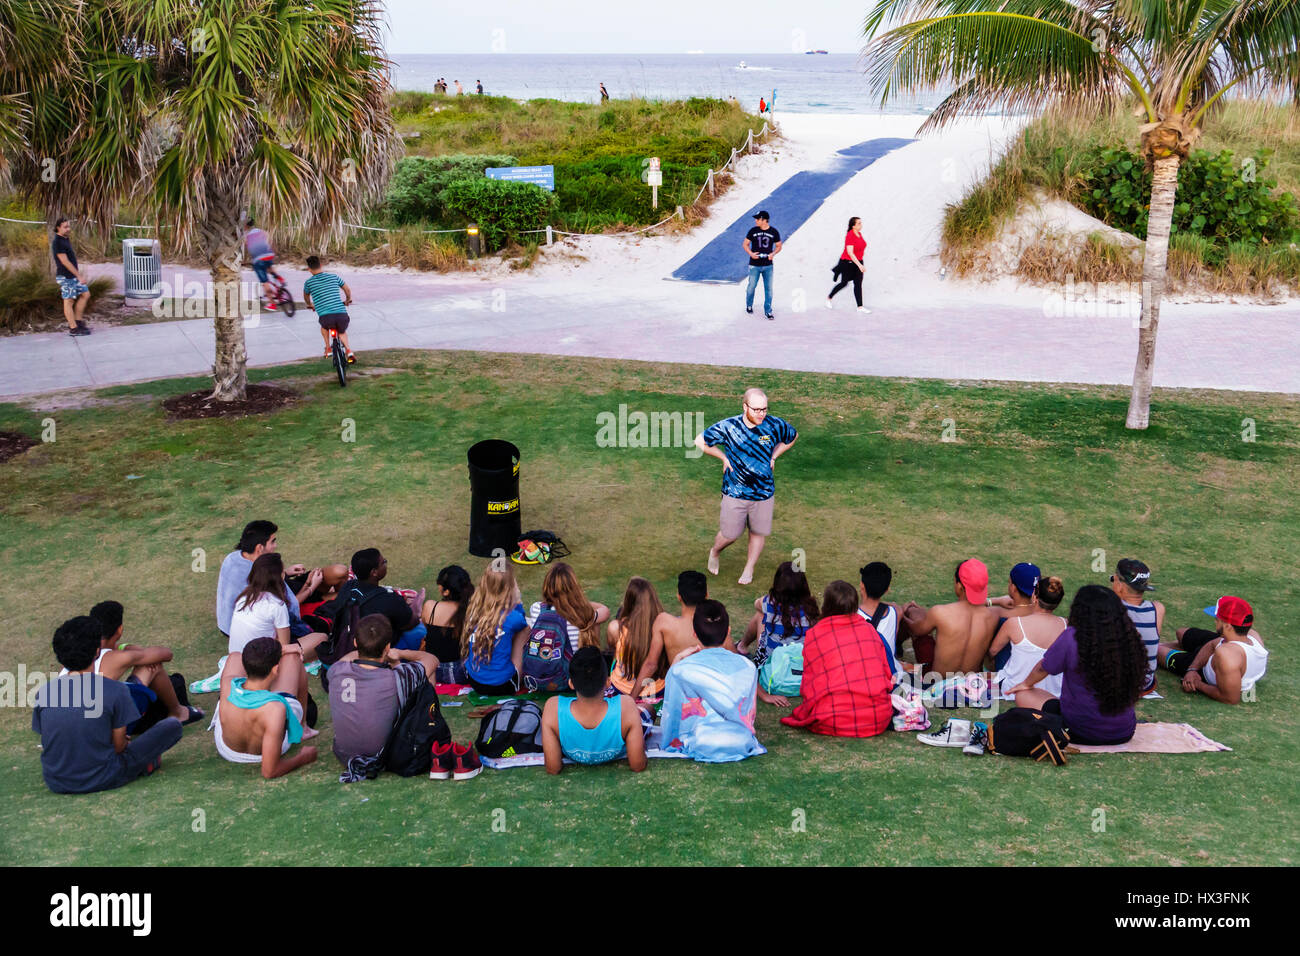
382, 680, 451, 777
475, 699, 544, 758
317, 587, 385, 689
987, 706, 1071, 766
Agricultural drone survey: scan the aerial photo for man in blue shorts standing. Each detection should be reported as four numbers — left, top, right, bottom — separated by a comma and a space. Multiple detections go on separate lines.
303, 255, 355, 364
694, 387, 798, 585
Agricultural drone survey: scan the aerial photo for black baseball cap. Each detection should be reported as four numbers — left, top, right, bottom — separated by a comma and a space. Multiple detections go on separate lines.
1115, 558, 1156, 591
753, 210, 770, 220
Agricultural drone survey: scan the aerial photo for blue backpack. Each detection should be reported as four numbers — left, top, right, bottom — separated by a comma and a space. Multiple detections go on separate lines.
521, 604, 575, 692
759, 642, 804, 696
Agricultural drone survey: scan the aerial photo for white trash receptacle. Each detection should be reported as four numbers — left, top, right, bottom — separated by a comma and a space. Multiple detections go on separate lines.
122, 238, 161, 298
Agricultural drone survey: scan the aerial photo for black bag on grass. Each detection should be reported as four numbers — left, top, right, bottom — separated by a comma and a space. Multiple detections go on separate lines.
383, 681, 451, 777
987, 706, 1071, 766
475, 699, 544, 758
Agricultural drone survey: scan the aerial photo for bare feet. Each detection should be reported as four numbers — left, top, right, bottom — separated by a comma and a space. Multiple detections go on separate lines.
707, 549, 719, 575
302, 726, 320, 740
738, 568, 754, 586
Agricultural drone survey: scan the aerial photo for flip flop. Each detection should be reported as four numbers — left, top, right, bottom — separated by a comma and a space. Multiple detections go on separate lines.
181, 706, 204, 726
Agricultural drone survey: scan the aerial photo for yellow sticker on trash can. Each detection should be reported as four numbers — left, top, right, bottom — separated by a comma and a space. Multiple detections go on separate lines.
487, 498, 519, 515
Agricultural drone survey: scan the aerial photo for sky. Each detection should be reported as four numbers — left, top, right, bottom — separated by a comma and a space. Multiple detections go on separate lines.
381, 0, 877, 55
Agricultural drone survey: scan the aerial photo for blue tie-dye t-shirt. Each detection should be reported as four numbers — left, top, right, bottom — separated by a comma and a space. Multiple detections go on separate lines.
701, 414, 796, 501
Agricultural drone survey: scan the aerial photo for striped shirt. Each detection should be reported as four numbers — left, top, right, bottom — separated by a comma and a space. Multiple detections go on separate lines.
701, 414, 797, 501
304, 272, 347, 316
1123, 600, 1160, 691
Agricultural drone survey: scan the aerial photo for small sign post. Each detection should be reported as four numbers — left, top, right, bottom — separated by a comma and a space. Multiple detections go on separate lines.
647, 156, 662, 209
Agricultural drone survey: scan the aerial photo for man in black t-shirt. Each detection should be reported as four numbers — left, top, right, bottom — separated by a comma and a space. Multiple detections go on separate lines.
51, 217, 92, 336
742, 210, 782, 320
321, 548, 417, 643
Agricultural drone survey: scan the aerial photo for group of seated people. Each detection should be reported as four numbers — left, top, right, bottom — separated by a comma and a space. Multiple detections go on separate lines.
30, 519, 1269, 792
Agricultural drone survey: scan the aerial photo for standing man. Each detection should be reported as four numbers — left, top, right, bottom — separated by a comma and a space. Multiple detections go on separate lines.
742, 210, 781, 320
52, 218, 91, 336
694, 387, 797, 586
476, 79, 484, 95
600, 82, 610, 102
303, 255, 355, 364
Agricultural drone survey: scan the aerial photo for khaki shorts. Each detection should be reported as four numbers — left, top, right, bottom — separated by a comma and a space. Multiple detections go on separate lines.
719, 494, 774, 539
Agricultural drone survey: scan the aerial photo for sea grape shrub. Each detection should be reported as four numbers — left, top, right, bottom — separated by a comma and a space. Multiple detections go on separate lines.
442, 178, 556, 250
1081, 146, 1299, 245
384, 154, 517, 224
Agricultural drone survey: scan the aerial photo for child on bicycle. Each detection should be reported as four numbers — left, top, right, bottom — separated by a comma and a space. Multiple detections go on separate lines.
244, 219, 283, 310
303, 255, 356, 364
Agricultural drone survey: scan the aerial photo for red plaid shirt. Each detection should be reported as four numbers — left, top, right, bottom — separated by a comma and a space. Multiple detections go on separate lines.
781, 613, 893, 737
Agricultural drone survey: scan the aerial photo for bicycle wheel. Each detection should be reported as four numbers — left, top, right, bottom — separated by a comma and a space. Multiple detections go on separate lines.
332, 338, 347, 387
278, 290, 296, 318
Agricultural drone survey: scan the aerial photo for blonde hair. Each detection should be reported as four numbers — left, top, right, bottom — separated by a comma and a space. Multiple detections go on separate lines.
463, 563, 521, 665
614, 577, 665, 681
542, 562, 600, 648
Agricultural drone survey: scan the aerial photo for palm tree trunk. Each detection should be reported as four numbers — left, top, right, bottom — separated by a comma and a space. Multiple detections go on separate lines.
202, 187, 248, 402
1126, 156, 1181, 430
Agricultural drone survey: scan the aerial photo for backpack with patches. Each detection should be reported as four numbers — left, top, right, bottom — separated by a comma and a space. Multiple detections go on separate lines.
987, 706, 1071, 766
521, 604, 575, 693
475, 699, 544, 758
383, 680, 451, 777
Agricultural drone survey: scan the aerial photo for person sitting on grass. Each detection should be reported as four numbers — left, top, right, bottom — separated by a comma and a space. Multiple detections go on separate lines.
988, 570, 1067, 700
741, 560, 820, 668
780, 581, 894, 736
78, 600, 202, 728
606, 576, 671, 704
527, 562, 610, 654
303, 255, 355, 364
461, 563, 531, 696
661, 570, 737, 665
212, 637, 319, 777
659, 600, 763, 762
228, 553, 328, 661
34, 616, 183, 794
1110, 558, 1165, 695
216, 520, 321, 639
541, 647, 648, 774
900, 559, 1000, 677
1158, 596, 1269, 705
329, 614, 437, 772
323, 548, 422, 649
1007, 585, 1148, 745
857, 561, 903, 676
421, 564, 475, 675
296, 563, 351, 633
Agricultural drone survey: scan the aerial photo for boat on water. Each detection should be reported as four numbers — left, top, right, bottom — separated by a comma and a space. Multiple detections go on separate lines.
804, 50, 829, 54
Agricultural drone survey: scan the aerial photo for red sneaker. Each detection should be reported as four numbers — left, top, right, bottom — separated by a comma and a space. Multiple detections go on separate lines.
451, 742, 482, 781
429, 740, 454, 780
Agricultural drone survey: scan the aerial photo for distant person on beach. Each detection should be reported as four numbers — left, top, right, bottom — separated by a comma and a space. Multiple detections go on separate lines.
826, 216, 870, 314
476, 79, 484, 95
743, 210, 781, 319
600, 82, 609, 101
694, 387, 798, 586
52, 218, 91, 336
759, 97, 766, 113
303, 255, 355, 364
455, 80, 464, 95
435, 78, 446, 94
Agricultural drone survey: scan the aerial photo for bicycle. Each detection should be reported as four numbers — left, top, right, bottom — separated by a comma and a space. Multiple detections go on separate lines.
327, 327, 348, 388
260, 269, 296, 317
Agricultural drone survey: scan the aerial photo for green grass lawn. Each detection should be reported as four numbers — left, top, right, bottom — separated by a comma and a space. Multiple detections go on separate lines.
0, 351, 1296, 866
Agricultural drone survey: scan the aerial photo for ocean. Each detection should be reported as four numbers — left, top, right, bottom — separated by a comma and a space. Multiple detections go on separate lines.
390, 53, 974, 115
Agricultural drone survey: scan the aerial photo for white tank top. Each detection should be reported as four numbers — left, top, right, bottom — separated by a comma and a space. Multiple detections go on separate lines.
58, 646, 111, 678
997, 616, 1064, 699
1203, 634, 1268, 693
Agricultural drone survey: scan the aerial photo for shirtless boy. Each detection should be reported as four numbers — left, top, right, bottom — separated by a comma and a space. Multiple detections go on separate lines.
663, 570, 738, 665
900, 559, 1001, 676
213, 637, 319, 778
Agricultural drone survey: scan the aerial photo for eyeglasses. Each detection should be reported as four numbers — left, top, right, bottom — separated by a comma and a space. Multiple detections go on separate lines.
745, 403, 768, 413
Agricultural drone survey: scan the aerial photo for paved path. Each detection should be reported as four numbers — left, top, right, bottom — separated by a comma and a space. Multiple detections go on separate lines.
3, 269, 1298, 399
672, 138, 915, 282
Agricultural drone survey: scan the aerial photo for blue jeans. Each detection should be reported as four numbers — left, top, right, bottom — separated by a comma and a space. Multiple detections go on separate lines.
746, 265, 773, 314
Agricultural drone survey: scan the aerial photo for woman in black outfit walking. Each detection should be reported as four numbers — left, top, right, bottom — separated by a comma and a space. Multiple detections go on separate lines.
826, 216, 870, 314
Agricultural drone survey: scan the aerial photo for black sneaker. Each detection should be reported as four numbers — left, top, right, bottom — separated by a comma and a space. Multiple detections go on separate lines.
746, 307, 753, 314
68, 324, 90, 336
765, 313, 774, 321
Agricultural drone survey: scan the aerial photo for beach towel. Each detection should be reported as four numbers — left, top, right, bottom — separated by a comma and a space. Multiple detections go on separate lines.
890, 680, 930, 732
659, 648, 765, 762
1068, 722, 1230, 754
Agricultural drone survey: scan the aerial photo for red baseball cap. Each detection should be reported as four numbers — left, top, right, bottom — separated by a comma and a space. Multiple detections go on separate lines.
1204, 596, 1253, 628
957, 559, 989, 605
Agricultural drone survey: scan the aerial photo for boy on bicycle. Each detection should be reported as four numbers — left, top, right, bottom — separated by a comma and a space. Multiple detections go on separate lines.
244, 219, 283, 309
303, 256, 356, 364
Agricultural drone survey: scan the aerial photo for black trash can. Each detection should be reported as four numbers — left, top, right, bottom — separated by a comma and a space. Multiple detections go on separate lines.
467, 439, 521, 558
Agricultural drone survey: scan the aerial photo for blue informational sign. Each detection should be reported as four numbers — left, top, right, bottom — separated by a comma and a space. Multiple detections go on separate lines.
485, 165, 555, 191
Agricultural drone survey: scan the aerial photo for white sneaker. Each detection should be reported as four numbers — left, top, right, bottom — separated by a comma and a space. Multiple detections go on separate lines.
917, 718, 972, 748
857, 306, 871, 314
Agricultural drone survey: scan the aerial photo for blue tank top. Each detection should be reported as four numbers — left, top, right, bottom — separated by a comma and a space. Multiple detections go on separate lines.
557, 697, 626, 765
1123, 600, 1159, 690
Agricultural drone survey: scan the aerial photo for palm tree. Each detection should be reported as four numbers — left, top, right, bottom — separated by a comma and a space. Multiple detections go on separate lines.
862, 1, 1300, 428
0, 1, 76, 190
18, 0, 401, 400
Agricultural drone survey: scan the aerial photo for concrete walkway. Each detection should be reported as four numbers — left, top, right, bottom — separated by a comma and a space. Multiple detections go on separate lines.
3, 266, 1299, 399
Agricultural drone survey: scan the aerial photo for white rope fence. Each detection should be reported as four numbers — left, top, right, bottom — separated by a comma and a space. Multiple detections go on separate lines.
0, 121, 779, 245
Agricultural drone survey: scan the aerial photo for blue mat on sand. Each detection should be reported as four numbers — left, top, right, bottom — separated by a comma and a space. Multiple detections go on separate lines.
670, 138, 916, 283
